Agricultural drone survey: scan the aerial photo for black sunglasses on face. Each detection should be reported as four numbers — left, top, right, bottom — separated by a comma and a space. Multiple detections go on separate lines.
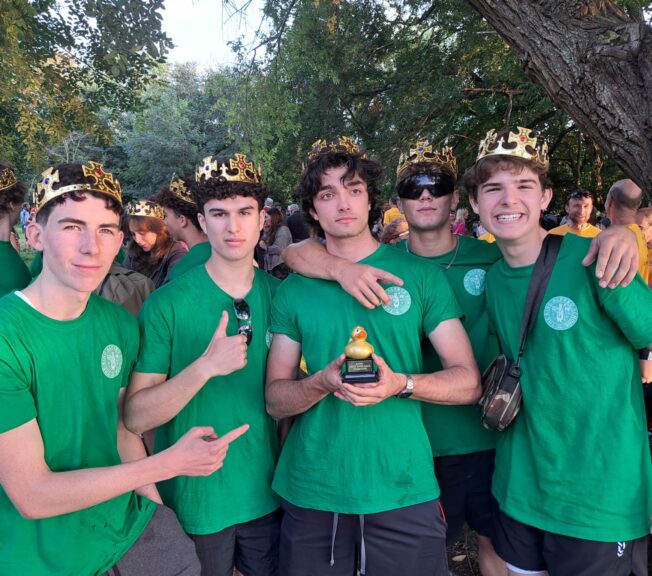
233, 298, 253, 346
396, 173, 456, 200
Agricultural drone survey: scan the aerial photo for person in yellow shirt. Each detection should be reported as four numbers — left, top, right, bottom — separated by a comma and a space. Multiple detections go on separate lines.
549, 189, 601, 237
636, 207, 652, 288
382, 194, 404, 225
605, 179, 649, 282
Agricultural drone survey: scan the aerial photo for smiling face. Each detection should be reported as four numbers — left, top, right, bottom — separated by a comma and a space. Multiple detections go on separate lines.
309, 165, 371, 241
567, 196, 593, 227
27, 194, 123, 294
198, 194, 264, 263
469, 165, 551, 245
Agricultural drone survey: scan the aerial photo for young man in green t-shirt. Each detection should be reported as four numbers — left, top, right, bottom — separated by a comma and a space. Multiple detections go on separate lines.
463, 127, 652, 576
0, 161, 248, 576
125, 154, 281, 576
266, 137, 481, 576
153, 176, 211, 281
0, 162, 31, 296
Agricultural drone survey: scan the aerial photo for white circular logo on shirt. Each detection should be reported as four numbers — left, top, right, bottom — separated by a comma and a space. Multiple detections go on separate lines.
382, 286, 412, 316
101, 344, 123, 379
463, 269, 486, 296
265, 328, 273, 349
543, 297, 579, 331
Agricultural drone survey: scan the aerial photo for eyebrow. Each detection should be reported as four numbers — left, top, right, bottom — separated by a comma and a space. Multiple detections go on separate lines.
208, 204, 256, 213
481, 178, 538, 187
57, 217, 120, 229
344, 179, 364, 187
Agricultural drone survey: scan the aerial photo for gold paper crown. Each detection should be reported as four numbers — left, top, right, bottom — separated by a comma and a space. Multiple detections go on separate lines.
34, 161, 122, 213
126, 200, 165, 220
477, 127, 549, 169
195, 153, 262, 185
0, 166, 18, 192
307, 136, 367, 161
169, 177, 194, 205
397, 141, 457, 178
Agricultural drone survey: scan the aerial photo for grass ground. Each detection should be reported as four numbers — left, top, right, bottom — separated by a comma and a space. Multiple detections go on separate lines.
15, 226, 36, 267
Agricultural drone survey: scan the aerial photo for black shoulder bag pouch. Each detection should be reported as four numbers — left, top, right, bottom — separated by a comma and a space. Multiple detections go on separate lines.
479, 234, 563, 431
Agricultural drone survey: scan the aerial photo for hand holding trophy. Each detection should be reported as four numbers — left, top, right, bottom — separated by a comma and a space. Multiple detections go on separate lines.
342, 326, 379, 384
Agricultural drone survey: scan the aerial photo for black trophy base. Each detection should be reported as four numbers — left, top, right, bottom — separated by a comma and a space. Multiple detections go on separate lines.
343, 357, 378, 384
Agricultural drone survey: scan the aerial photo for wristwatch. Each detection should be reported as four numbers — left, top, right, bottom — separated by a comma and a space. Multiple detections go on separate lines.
396, 374, 414, 399
640, 349, 652, 361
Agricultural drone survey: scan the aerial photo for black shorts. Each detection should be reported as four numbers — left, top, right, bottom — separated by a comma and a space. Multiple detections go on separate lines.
188, 510, 280, 576
279, 498, 448, 576
493, 504, 648, 576
434, 449, 496, 544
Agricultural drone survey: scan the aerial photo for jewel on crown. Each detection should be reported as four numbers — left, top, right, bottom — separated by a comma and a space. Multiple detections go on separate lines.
477, 127, 549, 169
397, 141, 457, 178
307, 136, 367, 161
195, 154, 262, 185
0, 166, 17, 191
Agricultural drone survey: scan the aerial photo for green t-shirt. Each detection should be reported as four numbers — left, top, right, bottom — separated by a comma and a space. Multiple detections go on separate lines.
136, 265, 280, 534
0, 294, 156, 576
485, 233, 652, 541
271, 243, 463, 513
0, 241, 30, 296
168, 241, 211, 281
395, 236, 500, 456
31, 247, 126, 277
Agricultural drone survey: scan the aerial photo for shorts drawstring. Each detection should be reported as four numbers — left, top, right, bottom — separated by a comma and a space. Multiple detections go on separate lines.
330, 512, 339, 567
359, 514, 366, 575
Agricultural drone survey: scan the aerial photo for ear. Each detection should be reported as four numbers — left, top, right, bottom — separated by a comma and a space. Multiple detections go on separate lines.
26, 222, 45, 252
541, 187, 553, 211
397, 198, 404, 213
198, 212, 207, 235
469, 195, 480, 216
259, 209, 265, 231
178, 215, 188, 229
309, 206, 318, 222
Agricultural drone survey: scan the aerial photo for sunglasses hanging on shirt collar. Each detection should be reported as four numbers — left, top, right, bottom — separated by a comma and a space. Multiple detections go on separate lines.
233, 298, 253, 346
396, 173, 456, 200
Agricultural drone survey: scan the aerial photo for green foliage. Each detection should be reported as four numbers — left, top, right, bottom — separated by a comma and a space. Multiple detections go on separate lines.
0, 0, 170, 178
104, 64, 237, 198
219, 0, 628, 209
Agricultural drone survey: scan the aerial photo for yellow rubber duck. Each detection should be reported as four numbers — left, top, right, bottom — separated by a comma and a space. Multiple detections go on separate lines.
344, 326, 374, 359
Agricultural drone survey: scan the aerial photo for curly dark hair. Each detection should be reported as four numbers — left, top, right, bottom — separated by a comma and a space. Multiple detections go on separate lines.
153, 178, 201, 230
191, 180, 268, 214
34, 163, 123, 224
462, 156, 548, 202
0, 163, 26, 216
297, 152, 383, 233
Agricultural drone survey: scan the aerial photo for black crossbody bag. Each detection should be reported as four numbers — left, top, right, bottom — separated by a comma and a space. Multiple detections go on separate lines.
479, 235, 563, 431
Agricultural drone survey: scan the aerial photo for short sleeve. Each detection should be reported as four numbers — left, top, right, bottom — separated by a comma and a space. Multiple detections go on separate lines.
597, 272, 652, 350
421, 266, 463, 337
135, 295, 173, 374
0, 337, 37, 434
270, 280, 301, 343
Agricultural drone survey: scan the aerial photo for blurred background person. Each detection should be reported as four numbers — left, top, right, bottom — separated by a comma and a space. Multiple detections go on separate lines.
123, 199, 187, 288
259, 206, 292, 276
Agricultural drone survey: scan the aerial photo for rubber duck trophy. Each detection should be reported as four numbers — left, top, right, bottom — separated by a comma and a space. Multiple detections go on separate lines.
343, 326, 379, 384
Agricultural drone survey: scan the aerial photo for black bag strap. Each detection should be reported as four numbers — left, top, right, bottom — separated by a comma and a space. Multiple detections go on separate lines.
515, 234, 563, 366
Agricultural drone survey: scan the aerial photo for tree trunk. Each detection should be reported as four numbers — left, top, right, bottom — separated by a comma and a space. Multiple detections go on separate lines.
464, 0, 652, 201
